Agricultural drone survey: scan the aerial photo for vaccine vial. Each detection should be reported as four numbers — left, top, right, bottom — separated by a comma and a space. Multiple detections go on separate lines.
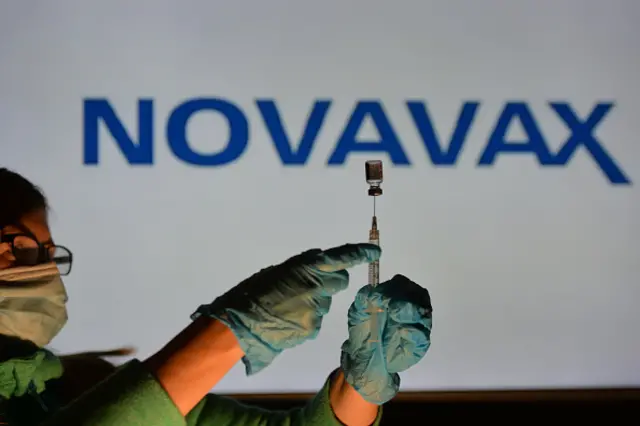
365, 160, 383, 196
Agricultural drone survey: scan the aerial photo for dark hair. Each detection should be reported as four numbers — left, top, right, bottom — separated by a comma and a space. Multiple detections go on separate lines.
0, 168, 48, 229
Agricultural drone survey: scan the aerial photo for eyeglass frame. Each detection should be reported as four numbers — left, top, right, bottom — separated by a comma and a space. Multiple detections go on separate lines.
0, 223, 74, 276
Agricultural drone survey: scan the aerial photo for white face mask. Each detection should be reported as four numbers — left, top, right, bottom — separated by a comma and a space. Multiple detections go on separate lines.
0, 263, 68, 347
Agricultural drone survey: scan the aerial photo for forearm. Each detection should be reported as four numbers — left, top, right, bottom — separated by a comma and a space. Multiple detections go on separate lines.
144, 316, 244, 416
329, 369, 379, 426
141, 314, 379, 424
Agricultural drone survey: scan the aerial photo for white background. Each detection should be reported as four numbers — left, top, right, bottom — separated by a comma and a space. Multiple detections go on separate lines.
1, 0, 639, 393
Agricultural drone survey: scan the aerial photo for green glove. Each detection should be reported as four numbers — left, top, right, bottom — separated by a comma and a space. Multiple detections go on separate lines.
192, 243, 381, 375
341, 275, 433, 404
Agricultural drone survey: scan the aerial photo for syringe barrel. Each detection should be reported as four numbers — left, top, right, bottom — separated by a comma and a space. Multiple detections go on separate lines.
369, 238, 380, 287
367, 238, 381, 343
368, 260, 379, 287
368, 218, 380, 286
365, 160, 383, 345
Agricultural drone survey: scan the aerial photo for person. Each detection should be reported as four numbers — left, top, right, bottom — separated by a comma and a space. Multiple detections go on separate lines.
0, 167, 433, 426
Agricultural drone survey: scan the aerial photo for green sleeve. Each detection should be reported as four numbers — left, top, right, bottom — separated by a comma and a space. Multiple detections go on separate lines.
41, 358, 382, 426
185, 374, 383, 426
42, 359, 186, 426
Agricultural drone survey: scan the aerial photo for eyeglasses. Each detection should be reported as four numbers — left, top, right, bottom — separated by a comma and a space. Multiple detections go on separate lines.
0, 230, 73, 276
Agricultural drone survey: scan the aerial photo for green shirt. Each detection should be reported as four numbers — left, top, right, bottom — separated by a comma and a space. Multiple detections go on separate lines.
1, 350, 382, 426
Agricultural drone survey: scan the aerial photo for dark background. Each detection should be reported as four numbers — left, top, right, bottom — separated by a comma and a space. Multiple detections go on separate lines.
233, 388, 640, 424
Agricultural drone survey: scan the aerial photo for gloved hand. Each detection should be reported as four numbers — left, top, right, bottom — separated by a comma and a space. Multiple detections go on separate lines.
192, 243, 381, 375
340, 274, 432, 405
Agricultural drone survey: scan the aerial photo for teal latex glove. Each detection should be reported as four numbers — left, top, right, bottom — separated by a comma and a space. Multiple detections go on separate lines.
340, 274, 432, 404
192, 243, 381, 375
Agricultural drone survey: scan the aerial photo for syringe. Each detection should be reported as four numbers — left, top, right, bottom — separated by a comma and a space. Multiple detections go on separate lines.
365, 160, 384, 344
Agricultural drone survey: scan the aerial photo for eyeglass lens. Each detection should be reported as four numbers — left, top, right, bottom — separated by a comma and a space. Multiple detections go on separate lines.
11, 235, 72, 275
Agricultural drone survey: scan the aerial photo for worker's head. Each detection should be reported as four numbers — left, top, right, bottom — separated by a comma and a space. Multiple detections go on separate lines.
0, 168, 70, 347
1, 168, 49, 268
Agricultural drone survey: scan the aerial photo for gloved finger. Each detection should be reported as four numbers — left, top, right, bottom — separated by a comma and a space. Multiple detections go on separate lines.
315, 269, 350, 296
347, 288, 372, 325
384, 322, 431, 374
347, 284, 388, 327
304, 314, 324, 342
379, 276, 432, 373
312, 243, 381, 272
315, 294, 333, 316
386, 298, 432, 332
347, 276, 431, 327
346, 301, 388, 348
350, 284, 376, 313
377, 274, 432, 317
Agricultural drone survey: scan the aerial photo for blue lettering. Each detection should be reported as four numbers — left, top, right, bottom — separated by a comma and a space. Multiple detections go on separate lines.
328, 101, 410, 165
82, 98, 629, 185
407, 101, 479, 165
477, 102, 627, 185
549, 102, 628, 184
83, 98, 154, 165
478, 102, 555, 165
257, 99, 331, 165
167, 98, 248, 166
